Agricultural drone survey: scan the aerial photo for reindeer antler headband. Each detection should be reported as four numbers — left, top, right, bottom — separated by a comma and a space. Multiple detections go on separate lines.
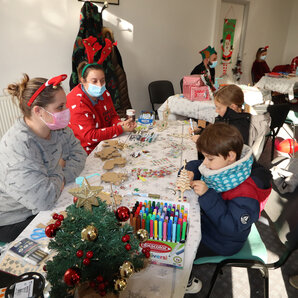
27, 74, 67, 107
81, 36, 117, 77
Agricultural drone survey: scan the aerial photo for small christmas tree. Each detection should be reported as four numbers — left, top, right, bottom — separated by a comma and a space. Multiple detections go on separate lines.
176, 160, 191, 201
45, 191, 147, 297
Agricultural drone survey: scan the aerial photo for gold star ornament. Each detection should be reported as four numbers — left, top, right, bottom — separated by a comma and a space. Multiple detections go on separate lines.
68, 178, 104, 212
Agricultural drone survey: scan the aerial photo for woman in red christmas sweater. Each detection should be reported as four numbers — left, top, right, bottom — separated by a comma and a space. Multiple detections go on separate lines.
67, 62, 136, 154
251, 46, 271, 84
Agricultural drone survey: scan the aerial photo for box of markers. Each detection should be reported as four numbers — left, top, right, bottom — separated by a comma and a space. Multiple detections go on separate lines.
130, 198, 189, 269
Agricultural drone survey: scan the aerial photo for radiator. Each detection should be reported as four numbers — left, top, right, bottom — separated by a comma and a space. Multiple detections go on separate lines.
0, 95, 22, 139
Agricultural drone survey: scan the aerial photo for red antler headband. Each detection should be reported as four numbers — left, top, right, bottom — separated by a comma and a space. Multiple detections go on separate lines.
81, 36, 117, 77
27, 74, 67, 107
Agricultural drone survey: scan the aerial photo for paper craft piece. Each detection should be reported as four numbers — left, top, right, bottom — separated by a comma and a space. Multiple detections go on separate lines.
103, 157, 127, 170
68, 178, 103, 212
176, 161, 191, 201
102, 140, 125, 150
101, 172, 128, 185
197, 119, 207, 128
97, 191, 122, 206
94, 147, 121, 160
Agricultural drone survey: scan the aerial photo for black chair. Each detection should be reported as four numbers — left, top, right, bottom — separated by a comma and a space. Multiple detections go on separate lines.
265, 104, 291, 160
180, 78, 183, 93
148, 80, 174, 118
193, 166, 298, 298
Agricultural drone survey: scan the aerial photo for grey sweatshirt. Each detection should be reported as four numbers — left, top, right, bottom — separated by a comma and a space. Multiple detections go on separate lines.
0, 118, 87, 226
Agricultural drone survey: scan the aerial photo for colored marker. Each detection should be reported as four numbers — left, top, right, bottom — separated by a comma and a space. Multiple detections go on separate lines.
181, 221, 187, 242
154, 220, 158, 240
177, 223, 181, 243
167, 219, 172, 241
150, 220, 154, 239
163, 221, 167, 241
158, 219, 163, 240
172, 223, 176, 243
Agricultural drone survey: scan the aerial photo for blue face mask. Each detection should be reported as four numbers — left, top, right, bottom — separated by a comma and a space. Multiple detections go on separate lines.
87, 83, 106, 98
260, 55, 266, 60
209, 61, 218, 68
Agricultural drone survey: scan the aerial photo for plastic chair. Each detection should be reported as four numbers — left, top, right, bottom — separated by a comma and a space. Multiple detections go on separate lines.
265, 104, 291, 160
193, 178, 298, 298
148, 81, 174, 118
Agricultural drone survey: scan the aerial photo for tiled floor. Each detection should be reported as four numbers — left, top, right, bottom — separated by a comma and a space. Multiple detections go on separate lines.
185, 115, 298, 298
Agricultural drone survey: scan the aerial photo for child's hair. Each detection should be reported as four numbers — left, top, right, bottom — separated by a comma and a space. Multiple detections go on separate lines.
6, 74, 63, 118
197, 122, 244, 160
77, 61, 105, 81
214, 84, 244, 109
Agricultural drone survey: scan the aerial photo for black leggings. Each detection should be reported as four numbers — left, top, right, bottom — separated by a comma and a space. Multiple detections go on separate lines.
0, 215, 36, 243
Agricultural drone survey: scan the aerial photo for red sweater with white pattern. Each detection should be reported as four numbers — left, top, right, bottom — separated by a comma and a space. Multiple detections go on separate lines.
67, 84, 123, 154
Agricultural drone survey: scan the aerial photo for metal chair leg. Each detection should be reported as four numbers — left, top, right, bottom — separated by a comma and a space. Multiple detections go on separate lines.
205, 264, 222, 298
271, 135, 275, 160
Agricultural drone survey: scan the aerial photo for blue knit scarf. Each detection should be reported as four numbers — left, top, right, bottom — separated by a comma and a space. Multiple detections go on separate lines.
199, 145, 253, 193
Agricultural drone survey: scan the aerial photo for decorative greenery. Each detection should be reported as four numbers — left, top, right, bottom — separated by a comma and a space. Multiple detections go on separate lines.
46, 199, 145, 297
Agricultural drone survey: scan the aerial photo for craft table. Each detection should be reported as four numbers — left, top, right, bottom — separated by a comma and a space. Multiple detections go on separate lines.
0, 120, 201, 298
255, 75, 298, 100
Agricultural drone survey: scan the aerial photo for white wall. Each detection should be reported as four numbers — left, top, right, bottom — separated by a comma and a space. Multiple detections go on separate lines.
282, 0, 298, 65
0, 0, 218, 114
240, 0, 294, 84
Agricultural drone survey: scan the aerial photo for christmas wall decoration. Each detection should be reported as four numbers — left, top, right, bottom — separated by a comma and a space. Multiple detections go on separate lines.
221, 18, 237, 75
45, 199, 147, 297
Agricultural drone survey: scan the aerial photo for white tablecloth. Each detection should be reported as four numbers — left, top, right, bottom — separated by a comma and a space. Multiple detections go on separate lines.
157, 94, 216, 123
1, 121, 201, 298
255, 75, 298, 99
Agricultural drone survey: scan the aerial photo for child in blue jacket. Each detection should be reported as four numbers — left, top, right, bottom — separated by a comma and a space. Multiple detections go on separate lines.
185, 122, 272, 294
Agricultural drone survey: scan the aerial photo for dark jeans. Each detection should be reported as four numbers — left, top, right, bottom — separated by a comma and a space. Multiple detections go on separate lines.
0, 215, 36, 243
188, 241, 218, 284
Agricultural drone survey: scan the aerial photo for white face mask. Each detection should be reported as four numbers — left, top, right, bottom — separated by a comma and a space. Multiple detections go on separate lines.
260, 55, 266, 60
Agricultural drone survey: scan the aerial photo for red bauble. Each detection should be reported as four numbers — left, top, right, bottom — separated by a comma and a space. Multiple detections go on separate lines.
90, 281, 96, 288
96, 275, 104, 283
43, 265, 47, 271
142, 248, 147, 254
125, 235, 130, 242
54, 220, 61, 228
145, 252, 150, 258
86, 251, 93, 259
115, 206, 130, 222
98, 283, 105, 291
52, 213, 59, 220
73, 196, 78, 204
58, 214, 64, 221
83, 258, 90, 266
76, 250, 83, 258
45, 224, 56, 238
122, 235, 128, 243
125, 243, 131, 251
64, 268, 81, 286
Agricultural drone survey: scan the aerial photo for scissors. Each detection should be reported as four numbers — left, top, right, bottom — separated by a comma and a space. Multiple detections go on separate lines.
30, 228, 46, 240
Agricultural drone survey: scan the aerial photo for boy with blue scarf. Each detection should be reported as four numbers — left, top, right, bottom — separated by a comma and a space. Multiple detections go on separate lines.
185, 122, 272, 294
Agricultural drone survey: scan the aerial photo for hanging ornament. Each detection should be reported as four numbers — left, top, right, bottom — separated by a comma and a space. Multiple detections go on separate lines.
83, 258, 90, 266
76, 250, 83, 258
73, 196, 78, 204
121, 235, 130, 243
114, 278, 127, 291
68, 178, 104, 212
54, 220, 61, 228
125, 243, 131, 251
96, 275, 104, 283
64, 268, 81, 286
98, 283, 105, 291
45, 224, 56, 238
52, 213, 59, 220
119, 261, 135, 278
81, 225, 98, 241
58, 214, 64, 221
115, 206, 130, 222
136, 229, 149, 242
86, 251, 93, 259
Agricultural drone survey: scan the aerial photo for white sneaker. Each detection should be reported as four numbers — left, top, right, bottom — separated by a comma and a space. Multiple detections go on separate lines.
185, 277, 202, 294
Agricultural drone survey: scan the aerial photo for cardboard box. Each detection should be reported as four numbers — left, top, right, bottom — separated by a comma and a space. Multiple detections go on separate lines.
140, 240, 185, 268
131, 198, 189, 269
183, 75, 210, 101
